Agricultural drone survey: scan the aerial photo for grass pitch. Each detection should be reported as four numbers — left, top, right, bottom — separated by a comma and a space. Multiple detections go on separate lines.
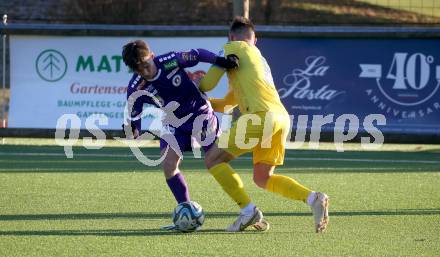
0, 139, 439, 256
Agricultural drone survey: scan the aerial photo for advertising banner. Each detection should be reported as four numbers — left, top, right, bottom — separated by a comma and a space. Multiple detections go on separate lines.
258, 38, 440, 134
9, 36, 228, 129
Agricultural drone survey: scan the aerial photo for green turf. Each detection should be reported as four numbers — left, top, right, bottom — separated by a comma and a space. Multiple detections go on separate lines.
0, 141, 439, 256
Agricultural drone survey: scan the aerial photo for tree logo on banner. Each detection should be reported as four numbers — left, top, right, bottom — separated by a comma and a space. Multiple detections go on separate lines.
36, 49, 68, 82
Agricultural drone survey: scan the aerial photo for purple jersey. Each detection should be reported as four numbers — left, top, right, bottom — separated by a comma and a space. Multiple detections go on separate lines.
126, 49, 220, 153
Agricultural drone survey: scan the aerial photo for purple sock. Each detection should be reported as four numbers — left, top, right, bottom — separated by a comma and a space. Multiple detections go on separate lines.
166, 173, 190, 203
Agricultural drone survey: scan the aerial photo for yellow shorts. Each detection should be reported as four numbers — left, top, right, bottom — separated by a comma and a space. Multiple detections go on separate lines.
217, 111, 290, 166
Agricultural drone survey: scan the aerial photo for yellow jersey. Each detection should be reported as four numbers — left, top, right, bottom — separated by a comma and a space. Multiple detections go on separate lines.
200, 41, 287, 114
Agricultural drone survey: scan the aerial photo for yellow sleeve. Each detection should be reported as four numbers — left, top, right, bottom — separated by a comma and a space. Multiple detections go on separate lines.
199, 65, 225, 92
209, 88, 237, 113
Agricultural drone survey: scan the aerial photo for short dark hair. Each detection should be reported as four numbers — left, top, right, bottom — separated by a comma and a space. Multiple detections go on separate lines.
122, 40, 151, 70
229, 16, 255, 37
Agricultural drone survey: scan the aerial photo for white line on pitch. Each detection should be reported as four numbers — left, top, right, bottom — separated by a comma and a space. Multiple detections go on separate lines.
0, 152, 133, 157
0, 167, 435, 172
0, 152, 439, 164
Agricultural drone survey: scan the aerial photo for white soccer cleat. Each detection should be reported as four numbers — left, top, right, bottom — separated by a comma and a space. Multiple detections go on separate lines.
226, 207, 269, 232
160, 224, 177, 230
311, 192, 329, 233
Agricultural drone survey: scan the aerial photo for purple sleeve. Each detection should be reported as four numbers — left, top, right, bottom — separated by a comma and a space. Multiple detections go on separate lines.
176, 48, 218, 68
196, 48, 218, 63
126, 86, 143, 133
130, 98, 143, 132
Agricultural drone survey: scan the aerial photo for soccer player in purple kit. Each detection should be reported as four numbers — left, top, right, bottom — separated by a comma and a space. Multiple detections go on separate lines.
121, 40, 238, 215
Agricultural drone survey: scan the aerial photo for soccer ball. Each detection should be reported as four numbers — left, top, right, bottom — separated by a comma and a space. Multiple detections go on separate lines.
172, 201, 205, 232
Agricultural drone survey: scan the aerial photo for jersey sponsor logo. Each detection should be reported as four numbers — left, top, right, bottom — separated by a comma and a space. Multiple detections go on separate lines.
181, 52, 197, 62
166, 67, 180, 79
172, 74, 182, 87
164, 60, 178, 70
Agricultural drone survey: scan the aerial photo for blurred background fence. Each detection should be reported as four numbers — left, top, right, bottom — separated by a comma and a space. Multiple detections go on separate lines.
1, 0, 440, 141
1, 0, 440, 26
1, 0, 440, 89
1, 0, 440, 88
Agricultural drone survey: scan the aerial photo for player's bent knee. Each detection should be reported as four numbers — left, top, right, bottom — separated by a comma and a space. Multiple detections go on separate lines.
205, 153, 234, 169
253, 163, 275, 188
205, 147, 230, 169
204, 151, 217, 169
204, 158, 214, 170
162, 159, 179, 178
253, 173, 270, 188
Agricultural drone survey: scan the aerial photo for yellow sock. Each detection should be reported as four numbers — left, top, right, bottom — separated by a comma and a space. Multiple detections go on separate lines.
209, 163, 251, 208
265, 174, 312, 202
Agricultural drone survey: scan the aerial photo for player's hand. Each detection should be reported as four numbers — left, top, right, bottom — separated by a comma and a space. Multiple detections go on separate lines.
122, 124, 139, 139
187, 70, 206, 86
215, 54, 239, 69
226, 54, 239, 68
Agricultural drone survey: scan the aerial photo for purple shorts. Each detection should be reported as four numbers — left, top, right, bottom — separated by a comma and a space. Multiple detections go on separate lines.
160, 111, 220, 154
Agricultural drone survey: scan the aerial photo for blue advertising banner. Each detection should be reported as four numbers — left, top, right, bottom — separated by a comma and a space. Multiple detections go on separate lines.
258, 38, 440, 134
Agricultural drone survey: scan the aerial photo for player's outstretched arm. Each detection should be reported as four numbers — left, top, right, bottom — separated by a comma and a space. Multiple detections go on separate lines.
176, 49, 238, 69
123, 92, 142, 139
124, 80, 144, 139
122, 122, 140, 139
199, 65, 225, 92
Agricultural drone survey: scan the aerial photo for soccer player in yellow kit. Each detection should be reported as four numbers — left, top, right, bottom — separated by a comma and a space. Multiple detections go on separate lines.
201, 16, 329, 233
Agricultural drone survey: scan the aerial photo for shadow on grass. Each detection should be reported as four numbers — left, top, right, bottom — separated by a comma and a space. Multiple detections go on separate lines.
1, 208, 439, 221
1, 209, 439, 237
1, 145, 440, 174
0, 228, 237, 237
0, 164, 439, 174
